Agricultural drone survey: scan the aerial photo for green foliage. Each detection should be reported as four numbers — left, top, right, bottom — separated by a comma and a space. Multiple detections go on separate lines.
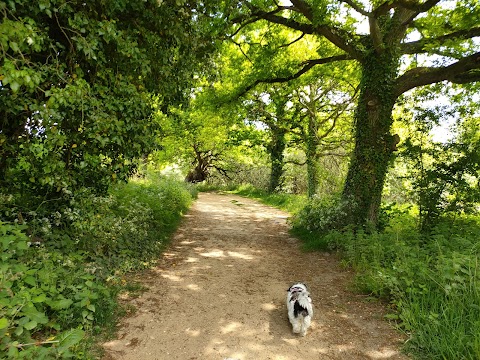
0, 221, 108, 359
0, 176, 195, 358
290, 193, 357, 233
229, 183, 306, 215
225, 0, 480, 229
397, 104, 480, 232
0, 0, 215, 205
296, 203, 480, 359
154, 90, 256, 183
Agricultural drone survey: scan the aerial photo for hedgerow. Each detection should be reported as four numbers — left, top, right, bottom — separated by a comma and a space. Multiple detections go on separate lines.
0, 176, 194, 359
292, 199, 480, 359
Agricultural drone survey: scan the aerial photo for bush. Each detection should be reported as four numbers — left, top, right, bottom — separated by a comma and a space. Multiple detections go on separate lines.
296, 207, 480, 359
290, 193, 355, 234
0, 221, 112, 359
0, 175, 195, 358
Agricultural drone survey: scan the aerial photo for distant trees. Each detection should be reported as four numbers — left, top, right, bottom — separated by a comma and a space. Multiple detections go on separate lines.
241, 77, 355, 196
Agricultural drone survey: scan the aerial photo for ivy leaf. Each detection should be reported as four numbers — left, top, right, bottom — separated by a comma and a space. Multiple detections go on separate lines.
10, 81, 20, 92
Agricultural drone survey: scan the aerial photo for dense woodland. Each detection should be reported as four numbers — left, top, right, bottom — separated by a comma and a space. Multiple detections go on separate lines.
1, 0, 479, 358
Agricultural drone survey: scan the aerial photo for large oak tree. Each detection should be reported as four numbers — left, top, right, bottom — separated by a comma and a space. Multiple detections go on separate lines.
228, 0, 480, 228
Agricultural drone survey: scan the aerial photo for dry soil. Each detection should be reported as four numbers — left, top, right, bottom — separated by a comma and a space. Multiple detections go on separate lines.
102, 192, 408, 360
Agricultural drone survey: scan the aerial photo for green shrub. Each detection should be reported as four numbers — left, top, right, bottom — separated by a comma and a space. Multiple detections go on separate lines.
0, 175, 195, 358
230, 183, 306, 214
0, 221, 113, 359
293, 199, 480, 359
290, 193, 356, 233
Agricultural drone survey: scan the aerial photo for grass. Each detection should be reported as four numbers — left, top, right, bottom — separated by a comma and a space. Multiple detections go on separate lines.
228, 183, 307, 215
303, 215, 480, 359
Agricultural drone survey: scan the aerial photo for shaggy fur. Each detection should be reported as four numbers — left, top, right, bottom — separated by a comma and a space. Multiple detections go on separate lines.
286, 283, 313, 336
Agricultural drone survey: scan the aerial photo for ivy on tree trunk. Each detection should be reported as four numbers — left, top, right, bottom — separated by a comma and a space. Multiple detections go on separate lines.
342, 49, 400, 226
268, 125, 287, 193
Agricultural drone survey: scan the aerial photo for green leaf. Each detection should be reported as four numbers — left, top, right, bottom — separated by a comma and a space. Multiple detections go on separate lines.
24, 320, 38, 330
14, 326, 24, 336
24, 276, 37, 286
32, 293, 47, 303
10, 81, 20, 92
50, 299, 73, 310
22, 305, 48, 324
57, 329, 85, 353
10, 41, 19, 52
0, 317, 8, 329
16, 240, 28, 250
7, 344, 19, 358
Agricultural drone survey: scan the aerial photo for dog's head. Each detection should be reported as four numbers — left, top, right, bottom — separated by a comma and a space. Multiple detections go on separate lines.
287, 283, 308, 293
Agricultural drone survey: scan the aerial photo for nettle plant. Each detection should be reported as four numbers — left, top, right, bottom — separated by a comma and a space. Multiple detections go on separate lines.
0, 221, 115, 358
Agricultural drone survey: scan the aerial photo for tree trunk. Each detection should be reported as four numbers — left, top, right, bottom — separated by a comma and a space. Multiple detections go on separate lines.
340, 51, 400, 228
306, 116, 319, 198
268, 126, 287, 193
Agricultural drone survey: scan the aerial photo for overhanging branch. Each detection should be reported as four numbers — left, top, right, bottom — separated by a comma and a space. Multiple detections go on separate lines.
338, 0, 370, 16
395, 51, 480, 96
247, 5, 363, 59
237, 54, 352, 97
373, 0, 440, 17
289, 0, 315, 22
401, 26, 480, 55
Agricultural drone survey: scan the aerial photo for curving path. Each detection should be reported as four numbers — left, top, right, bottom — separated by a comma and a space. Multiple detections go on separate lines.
102, 192, 407, 360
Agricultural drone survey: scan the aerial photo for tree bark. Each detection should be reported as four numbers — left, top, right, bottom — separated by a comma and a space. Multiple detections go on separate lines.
341, 50, 400, 227
268, 125, 287, 193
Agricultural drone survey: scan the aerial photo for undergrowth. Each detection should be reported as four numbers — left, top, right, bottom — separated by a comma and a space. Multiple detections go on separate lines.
228, 183, 306, 215
0, 174, 195, 359
292, 199, 480, 359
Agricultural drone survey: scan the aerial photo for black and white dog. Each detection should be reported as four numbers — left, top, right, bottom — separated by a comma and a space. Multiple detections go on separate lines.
286, 283, 313, 336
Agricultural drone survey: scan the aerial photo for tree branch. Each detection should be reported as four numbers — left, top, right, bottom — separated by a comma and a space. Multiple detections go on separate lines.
401, 27, 480, 55
369, 16, 384, 53
338, 0, 370, 17
278, 33, 305, 48
248, 6, 363, 59
246, 8, 317, 35
237, 54, 352, 97
289, 0, 314, 22
395, 0, 441, 12
285, 158, 308, 166
397, 0, 442, 26
395, 51, 480, 97
373, 0, 440, 17
231, 40, 253, 64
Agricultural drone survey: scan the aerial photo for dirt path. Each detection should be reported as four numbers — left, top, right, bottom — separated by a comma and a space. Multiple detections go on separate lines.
102, 192, 407, 360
